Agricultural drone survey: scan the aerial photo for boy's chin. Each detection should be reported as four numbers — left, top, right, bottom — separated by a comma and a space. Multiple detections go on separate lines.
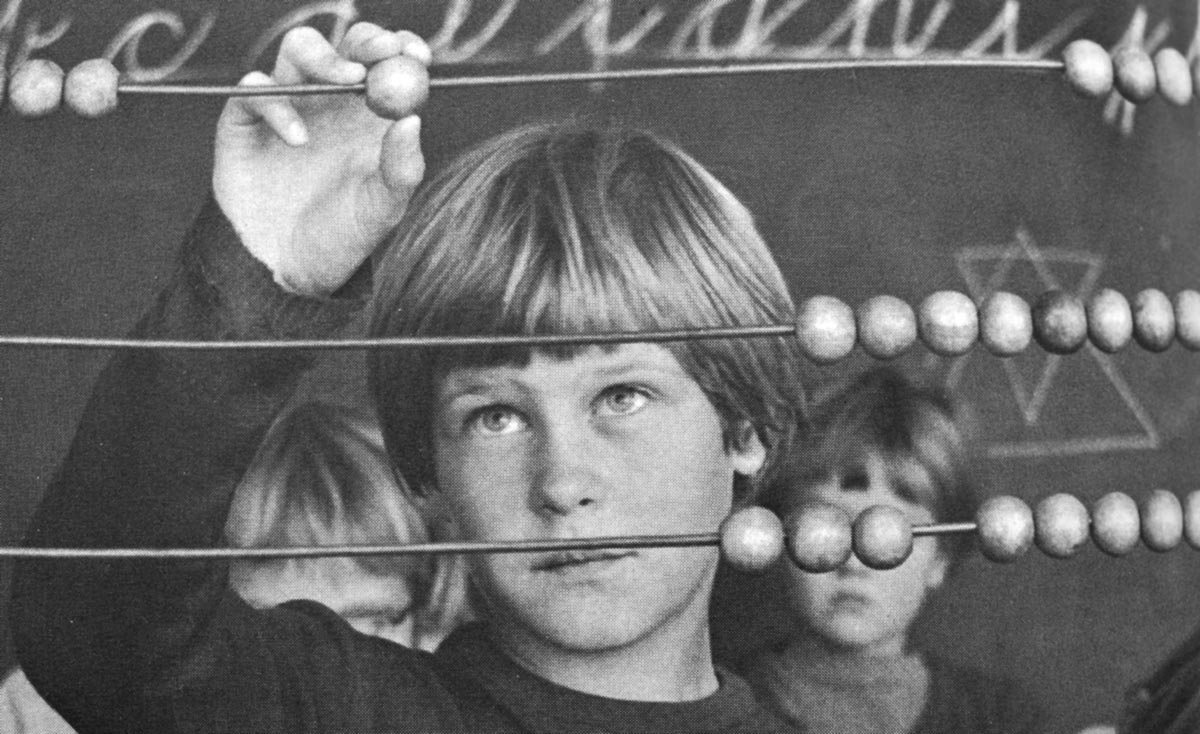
487, 589, 693, 659
815, 620, 900, 654
510, 602, 661, 653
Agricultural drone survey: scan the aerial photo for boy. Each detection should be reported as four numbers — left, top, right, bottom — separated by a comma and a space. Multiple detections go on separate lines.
743, 367, 1045, 734
11, 22, 805, 733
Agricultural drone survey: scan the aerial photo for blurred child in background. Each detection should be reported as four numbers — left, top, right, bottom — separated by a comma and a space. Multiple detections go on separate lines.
743, 366, 1047, 734
1, 401, 472, 732
225, 401, 473, 651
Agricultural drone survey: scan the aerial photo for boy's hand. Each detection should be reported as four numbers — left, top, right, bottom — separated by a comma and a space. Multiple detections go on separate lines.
214, 23, 430, 297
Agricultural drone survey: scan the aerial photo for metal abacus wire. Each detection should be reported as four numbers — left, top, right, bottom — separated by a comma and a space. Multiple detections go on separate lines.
114, 57, 1065, 97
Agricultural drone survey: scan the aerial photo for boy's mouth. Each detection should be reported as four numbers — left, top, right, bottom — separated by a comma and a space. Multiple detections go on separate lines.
533, 549, 635, 572
830, 590, 872, 609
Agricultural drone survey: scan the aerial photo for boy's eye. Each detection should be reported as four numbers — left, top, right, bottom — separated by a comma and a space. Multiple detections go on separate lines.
892, 481, 920, 505
469, 406, 526, 435
840, 467, 870, 491
596, 385, 650, 416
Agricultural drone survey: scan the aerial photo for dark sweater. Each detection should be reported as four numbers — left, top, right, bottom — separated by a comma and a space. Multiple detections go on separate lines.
9, 201, 789, 734
744, 636, 1048, 734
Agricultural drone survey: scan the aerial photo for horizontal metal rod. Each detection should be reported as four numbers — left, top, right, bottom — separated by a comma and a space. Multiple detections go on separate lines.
4, 534, 721, 560
0, 325, 794, 351
912, 521, 977, 537
116, 57, 1065, 97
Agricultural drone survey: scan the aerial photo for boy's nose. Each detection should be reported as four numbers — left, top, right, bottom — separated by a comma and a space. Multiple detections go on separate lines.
531, 425, 600, 515
838, 550, 871, 577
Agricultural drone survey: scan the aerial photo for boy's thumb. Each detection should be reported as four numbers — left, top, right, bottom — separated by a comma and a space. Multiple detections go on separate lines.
380, 115, 426, 196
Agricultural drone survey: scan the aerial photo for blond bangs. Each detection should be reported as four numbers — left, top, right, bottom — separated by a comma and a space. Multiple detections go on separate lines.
369, 122, 805, 495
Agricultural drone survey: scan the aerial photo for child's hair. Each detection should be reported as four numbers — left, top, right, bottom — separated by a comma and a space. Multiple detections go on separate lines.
367, 121, 806, 500
764, 366, 977, 561
224, 402, 472, 650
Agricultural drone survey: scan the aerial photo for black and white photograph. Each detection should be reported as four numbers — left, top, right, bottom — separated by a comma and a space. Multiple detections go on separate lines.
0, 1, 1198, 732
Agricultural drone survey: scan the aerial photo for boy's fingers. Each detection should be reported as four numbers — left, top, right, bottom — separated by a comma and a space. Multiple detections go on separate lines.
339, 22, 404, 64
378, 115, 425, 196
224, 72, 309, 146
274, 25, 365, 86
339, 24, 432, 67
395, 31, 433, 66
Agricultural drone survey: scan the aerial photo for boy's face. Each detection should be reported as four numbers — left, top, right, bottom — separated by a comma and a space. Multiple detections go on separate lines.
783, 450, 947, 656
432, 344, 765, 658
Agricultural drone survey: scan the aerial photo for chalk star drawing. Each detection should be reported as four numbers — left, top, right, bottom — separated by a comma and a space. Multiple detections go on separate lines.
947, 227, 1159, 458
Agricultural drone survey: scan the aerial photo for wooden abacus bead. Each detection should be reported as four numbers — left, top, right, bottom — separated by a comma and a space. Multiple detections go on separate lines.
1154, 48, 1194, 106
1133, 288, 1175, 352
720, 507, 784, 574
63, 58, 120, 118
1090, 492, 1140, 557
1063, 39, 1114, 98
1034, 493, 1090, 559
975, 495, 1034, 563
1140, 489, 1183, 553
918, 291, 978, 356
852, 505, 913, 570
979, 291, 1032, 356
1112, 46, 1157, 103
7, 59, 64, 118
784, 502, 853, 573
856, 296, 917, 360
1033, 291, 1087, 354
796, 296, 856, 364
1087, 289, 1133, 353
1173, 290, 1200, 350
365, 55, 430, 119
1184, 491, 1200, 549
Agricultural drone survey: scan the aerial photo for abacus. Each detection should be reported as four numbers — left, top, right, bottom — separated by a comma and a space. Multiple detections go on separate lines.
1, 37, 1197, 579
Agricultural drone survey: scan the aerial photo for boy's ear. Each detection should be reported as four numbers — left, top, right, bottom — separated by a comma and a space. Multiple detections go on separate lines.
729, 421, 767, 477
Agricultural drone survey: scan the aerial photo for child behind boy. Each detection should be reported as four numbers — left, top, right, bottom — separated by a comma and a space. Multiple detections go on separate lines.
11, 22, 805, 733
224, 400, 472, 651
0, 400, 472, 733
744, 366, 1047, 734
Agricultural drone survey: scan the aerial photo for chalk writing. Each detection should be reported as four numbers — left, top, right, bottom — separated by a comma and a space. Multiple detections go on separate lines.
242, 0, 357, 73
429, 0, 522, 63
0, 0, 1109, 70
103, 10, 217, 82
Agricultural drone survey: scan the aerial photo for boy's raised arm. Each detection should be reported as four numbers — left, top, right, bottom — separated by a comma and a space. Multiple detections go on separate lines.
10, 24, 430, 731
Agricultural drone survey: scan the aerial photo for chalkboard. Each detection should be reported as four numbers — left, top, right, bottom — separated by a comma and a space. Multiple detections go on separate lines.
1, 1, 1198, 731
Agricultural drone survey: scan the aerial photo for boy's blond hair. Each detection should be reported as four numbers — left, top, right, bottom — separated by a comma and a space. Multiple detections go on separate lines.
368, 121, 805, 499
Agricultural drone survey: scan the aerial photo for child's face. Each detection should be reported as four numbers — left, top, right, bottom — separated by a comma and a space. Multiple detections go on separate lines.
231, 560, 417, 646
432, 343, 765, 658
783, 450, 947, 656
